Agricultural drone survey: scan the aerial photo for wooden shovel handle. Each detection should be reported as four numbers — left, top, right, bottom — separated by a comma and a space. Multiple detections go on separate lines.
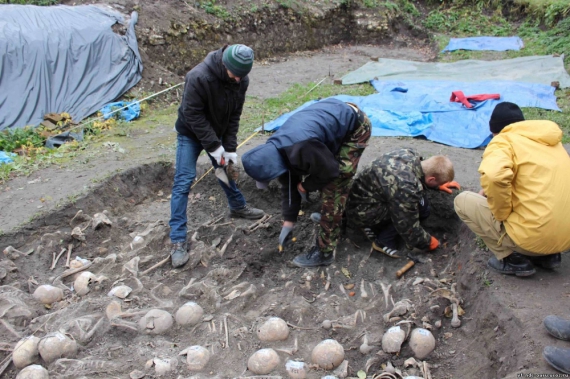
396, 260, 415, 278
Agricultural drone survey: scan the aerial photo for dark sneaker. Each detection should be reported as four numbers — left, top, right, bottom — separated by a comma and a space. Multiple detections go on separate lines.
292, 246, 334, 268
230, 205, 265, 220
170, 241, 190, 268
487, 253, 536, 277
529, 253, 561, 269
544, 315, 570, 341
543, 346, 570, 374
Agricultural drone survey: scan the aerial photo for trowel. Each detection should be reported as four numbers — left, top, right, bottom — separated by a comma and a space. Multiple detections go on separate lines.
215, 157, 231, 186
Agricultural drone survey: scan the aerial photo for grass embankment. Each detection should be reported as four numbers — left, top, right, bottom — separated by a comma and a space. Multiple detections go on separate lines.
1, 0, 569, 182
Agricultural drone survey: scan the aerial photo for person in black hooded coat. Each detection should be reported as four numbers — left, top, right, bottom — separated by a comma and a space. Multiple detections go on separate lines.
242, 98, 371, 267
169, 44, 265, 268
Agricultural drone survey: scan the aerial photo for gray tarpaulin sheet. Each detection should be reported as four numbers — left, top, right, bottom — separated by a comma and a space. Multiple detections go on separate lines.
341, 55, 570, 88
0, 5, 143, 130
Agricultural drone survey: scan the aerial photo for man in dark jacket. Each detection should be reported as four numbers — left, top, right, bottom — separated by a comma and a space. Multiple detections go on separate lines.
242, 98, 371, 267
170, 44, 264, 268
345, 149, 458, 257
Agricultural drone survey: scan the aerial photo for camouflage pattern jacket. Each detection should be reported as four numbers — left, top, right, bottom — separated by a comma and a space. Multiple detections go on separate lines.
346, 148, 431, 249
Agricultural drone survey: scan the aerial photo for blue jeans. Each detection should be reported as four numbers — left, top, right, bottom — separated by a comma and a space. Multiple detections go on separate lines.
169, 134, 246, 243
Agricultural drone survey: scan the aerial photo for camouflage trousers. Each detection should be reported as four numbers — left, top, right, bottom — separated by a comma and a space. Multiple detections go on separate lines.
318, 113, 371, 254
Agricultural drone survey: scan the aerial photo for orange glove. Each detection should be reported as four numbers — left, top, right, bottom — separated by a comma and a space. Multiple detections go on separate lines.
438, 181, 461, 194
429, 236, 439, 251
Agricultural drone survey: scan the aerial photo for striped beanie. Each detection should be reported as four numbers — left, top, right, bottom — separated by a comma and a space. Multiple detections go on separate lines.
222, 44, 254, 78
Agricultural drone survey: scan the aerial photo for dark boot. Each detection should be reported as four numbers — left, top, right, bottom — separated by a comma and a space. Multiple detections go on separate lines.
529, 253, 562, 269
543, 346, 570, 374
544, 315, 570, 341
170, 241, 190, 268
487, 252, 536, 277
230, 205, 265, 219
292, 245, 334, 268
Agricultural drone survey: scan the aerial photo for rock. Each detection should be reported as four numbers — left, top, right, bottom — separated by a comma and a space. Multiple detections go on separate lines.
311, 339, 345, 370
247, 348, 280, 375
175, 302, 204, 326
33, 285, 63, 305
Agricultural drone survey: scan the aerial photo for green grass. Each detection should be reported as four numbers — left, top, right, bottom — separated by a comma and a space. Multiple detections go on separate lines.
239, 82, 376, 139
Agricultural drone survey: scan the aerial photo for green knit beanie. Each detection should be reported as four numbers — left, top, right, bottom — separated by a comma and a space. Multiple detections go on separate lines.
222, 44, 254, 78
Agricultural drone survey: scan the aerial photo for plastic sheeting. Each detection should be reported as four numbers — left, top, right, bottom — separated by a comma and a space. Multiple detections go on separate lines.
341, 55, 570, 88
442, 37, 524, 52
257, 80, 559, 149
100, 101, 141, 121
0, 5, 143, 130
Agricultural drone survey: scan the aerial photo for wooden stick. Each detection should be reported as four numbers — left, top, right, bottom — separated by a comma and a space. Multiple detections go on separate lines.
54, 261, 92, 282
50, 248, 66, 270
140, 255, 170, 276
65, 244, 73, 268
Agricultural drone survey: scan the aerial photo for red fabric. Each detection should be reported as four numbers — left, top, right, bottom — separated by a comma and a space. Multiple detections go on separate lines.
450, 91, 500, 108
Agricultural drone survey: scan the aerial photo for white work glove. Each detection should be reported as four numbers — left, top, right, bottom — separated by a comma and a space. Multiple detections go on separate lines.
210, 145, 225, 166
223, 151, 238, 164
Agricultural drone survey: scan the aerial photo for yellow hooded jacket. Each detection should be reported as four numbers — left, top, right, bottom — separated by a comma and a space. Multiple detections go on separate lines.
479, 120, 570, 254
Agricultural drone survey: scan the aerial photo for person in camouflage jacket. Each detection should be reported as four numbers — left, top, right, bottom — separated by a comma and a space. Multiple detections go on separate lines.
345, 148, 458, 258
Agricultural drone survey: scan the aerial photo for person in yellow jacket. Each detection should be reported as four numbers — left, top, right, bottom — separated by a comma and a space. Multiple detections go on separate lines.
454, 102, 570, 276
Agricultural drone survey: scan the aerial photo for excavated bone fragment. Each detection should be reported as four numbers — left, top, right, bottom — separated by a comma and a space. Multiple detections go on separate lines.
70, 210, 92, 228
138, 309, 173, 335
175, 302, 204, 326
13, 335, 40, 369
359, 334, 374, 355
257, 317, 289, 342
247, 348, 280, 375
180, 345, 210, 371
92, 212, 112, 229
74, 271, 97, 296
311, 339, 345, 370
333, 359, 349, 378
409, 328, 436, 359
153, 357, 176, 376
129, 370, 145, 379
107, 285, 132, 299
38, 332, 78, 364
122, 257, 140, 276
285, 360, 307, 379
15, 364, 49, 379
33, 284, 63, 304
71, 227, 86, 242
322, 320, 332, 330
383, 299, 412, 322
381, 326, 406, 354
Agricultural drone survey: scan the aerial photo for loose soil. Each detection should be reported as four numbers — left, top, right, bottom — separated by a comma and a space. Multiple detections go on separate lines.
1, 3, 570, 378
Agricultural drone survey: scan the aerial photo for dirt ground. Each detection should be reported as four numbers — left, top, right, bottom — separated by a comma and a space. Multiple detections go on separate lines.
1, 43, 570, 379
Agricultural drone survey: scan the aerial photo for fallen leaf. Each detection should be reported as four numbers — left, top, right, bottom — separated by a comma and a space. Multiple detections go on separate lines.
341, 267, 351, 278
357, 370, 366, 379
343, 283, 355, 290
349, 291, 356, 297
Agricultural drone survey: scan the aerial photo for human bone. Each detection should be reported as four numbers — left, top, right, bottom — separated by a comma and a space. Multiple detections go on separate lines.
180, 345, 210, 371
33, 285, 63, 304
138, 309, 173, 334
71, 227, 85, 241
15, 364, 49, 379
12, 336, 40, 369
257, 317, 289, 341
383, 299, 412, 322
175, 302, 204, 326
107, 285, 132, 299
409, 328, 436, 359
92, 212, 112, 229
321, 320, 332, 329
381, 326, 406, 353
74, 272, 97, 296
38, 332, 78, 364
153, 357, 176, 376
451, 303, 461, 328
311, 339, 345, 370
247, 348, 280, 375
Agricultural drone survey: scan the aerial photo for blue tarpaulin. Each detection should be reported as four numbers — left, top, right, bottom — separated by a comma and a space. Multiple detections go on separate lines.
100, 101, 141, 121
258, 80, 559, 149
442, 37, 524, 52
0, 151, 16, 165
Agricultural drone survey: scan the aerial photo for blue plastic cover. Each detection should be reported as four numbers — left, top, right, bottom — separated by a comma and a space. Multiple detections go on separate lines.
258, 80, 559, 149
0, 151, 16, 165
0, 5, 143, 130
442, 37, 524, 52
100, 101, 141, 121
